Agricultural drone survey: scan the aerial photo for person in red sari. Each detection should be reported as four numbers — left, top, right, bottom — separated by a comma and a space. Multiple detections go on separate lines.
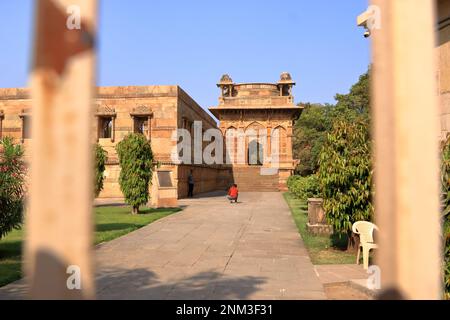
227, 184, 239, 203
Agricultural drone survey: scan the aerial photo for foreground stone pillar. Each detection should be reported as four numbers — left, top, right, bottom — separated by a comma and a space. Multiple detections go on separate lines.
369, 0, 441, 299
25, 0, 97, 299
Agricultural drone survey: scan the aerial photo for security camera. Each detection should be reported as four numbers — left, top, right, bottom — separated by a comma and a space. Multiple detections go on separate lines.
364, 29, 371, 38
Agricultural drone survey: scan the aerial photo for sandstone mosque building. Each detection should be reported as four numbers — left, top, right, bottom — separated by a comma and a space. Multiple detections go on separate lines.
0, 73, 301, 207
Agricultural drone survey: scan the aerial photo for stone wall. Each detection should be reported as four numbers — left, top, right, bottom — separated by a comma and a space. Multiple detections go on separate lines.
175, 87, 231, 197
177, 165, 231, 198
95, 85, 178, 162
93, 86, 179, 207
0, 88, 32, 150
0, 85, 226, 207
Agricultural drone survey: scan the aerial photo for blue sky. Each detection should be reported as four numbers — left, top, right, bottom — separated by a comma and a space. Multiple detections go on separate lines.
0, 0, 369, 116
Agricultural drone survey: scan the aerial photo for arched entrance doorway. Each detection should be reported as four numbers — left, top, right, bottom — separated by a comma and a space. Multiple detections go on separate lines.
248, 139, 264, 165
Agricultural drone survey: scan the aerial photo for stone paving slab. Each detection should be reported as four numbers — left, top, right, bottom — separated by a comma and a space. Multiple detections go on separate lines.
314, 264, 368, 284
0, 192, 326, 300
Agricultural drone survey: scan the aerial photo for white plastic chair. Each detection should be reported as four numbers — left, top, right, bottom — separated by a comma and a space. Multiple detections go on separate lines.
352, 221, 379, 270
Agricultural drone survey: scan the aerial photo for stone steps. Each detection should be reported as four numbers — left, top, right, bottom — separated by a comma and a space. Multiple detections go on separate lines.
231, 167, 279, 191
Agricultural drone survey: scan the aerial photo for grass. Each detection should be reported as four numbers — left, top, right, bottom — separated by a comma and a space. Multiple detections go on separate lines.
283, 192, 356, 265
0, 205, 180, 287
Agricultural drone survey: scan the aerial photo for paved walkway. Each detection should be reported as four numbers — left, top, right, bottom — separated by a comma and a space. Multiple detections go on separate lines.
314, 265, 374, 300
0, 192, 326, 300
314, 264, 368, 285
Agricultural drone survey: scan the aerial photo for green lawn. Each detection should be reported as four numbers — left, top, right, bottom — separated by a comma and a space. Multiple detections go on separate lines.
0, 206, 180, 287
283, 192, 356, 265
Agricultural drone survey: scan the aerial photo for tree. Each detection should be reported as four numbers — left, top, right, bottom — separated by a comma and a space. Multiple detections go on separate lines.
333, 70, 371, 122
293, 103, 334, 175
116, 133, 154, 214
0, 137, 26, 239
94, 143, 107, 197
292, 69, 371, 176
318, 120, 373, 249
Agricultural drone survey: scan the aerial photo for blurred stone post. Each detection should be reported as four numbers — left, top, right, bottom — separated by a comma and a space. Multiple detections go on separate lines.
367, 0, 442, 299
25, 0, 97, 299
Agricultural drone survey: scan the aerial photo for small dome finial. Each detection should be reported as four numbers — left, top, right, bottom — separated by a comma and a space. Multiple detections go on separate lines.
278, 72, 295, 85
219, 74, 233, 84
280, 72, 292, 82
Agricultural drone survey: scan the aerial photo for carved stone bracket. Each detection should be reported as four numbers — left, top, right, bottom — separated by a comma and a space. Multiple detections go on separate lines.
95, 105, 116, 117
19, 108, 31, 118
130, 105, 153, 116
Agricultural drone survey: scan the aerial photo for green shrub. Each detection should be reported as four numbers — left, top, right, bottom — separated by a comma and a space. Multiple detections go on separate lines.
287, 175, 320, 200
116, 133, 154, 214
286, 175, 302, 190
318, 119, 373, 248
94, 143, 108, 197
441, 137, 450, 299
0, 137, 26, 239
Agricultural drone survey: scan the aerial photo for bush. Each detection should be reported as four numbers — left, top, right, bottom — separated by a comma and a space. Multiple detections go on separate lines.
287, 175, 320, 201
94, 143, 107, 197
318, 119, 373, 248
287, 175, 302, 190
0, 137, 26, 239
116, 133, 154, 214
441, 137, 450, 299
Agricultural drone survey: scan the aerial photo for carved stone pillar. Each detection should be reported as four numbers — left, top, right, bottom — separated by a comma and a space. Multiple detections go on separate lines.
19, 109, 31, 143
266, 126, 272, 163
147, 115, 152, 140
111, 115, 116, 143
0, 110, 4, 139
286, 125, 293, 164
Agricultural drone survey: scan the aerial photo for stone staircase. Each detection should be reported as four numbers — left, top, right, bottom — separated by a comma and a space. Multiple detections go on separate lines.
231, 167, 279, 191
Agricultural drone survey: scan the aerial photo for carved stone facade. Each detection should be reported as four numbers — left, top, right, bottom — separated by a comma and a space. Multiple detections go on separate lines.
210, 73, 302, 190
0, 74, 302, 205
0, 85, 229, 207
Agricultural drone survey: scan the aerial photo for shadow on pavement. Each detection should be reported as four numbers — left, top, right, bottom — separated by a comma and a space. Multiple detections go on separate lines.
96, 267, 267, 300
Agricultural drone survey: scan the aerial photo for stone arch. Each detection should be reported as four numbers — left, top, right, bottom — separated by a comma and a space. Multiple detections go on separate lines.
245, 121, 265, 133
224, 126, 239, 164
225, 125, 238, 133
271, 125, 287, 160
248, 139, 264, 166
245, 122, 266, 165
